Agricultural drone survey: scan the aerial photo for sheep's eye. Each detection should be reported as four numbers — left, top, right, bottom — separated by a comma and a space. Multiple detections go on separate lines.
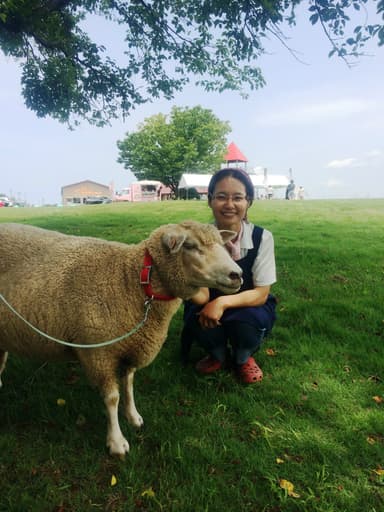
183, 241, 198, 250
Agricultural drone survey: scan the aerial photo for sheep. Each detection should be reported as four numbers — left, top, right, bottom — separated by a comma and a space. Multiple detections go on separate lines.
0, 221, 242, 457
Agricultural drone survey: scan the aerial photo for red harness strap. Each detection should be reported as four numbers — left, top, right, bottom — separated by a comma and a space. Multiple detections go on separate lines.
140, 250, 176, 301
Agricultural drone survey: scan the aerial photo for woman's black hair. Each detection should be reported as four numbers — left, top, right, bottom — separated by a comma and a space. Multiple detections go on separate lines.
208, 167, 254, 205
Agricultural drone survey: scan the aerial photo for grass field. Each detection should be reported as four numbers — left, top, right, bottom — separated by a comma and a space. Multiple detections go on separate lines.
0, 199, 383, 512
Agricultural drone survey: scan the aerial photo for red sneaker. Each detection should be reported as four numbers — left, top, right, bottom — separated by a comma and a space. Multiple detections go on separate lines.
237, 357, 263, 384
195, 355, 222, 374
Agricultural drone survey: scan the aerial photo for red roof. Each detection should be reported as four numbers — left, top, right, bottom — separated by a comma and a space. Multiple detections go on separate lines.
224, 142, 248, 163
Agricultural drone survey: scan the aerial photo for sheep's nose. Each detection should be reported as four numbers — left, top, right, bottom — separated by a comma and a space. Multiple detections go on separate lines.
229, 270, 242, 282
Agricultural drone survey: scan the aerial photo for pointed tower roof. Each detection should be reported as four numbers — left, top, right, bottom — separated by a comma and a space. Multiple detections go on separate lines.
224, 142, 248, 163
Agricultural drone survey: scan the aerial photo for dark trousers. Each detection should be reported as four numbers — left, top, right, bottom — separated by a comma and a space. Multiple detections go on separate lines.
181, 297, 276, 365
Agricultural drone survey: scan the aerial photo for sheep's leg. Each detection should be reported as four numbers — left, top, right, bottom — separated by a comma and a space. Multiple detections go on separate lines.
103, 383, 130, 457
123, 369, 144, 428
0, 351, 8, 388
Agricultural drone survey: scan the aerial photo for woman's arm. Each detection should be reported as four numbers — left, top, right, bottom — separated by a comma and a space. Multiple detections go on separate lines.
198, 285, 271, 329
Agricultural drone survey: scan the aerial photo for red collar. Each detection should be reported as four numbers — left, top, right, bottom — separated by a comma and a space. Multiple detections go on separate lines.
140, 250, 176, 301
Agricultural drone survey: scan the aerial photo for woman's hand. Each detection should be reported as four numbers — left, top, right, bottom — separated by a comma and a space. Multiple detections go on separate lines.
198, 297, 226, 329
197, 285, 271, 329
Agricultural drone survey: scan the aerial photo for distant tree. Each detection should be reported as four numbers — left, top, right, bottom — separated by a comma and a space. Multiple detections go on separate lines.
116, 106, 230, 195
1, 1, 383, 126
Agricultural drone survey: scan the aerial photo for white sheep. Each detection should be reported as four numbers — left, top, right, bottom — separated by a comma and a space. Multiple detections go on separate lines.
0, 221, 242, 457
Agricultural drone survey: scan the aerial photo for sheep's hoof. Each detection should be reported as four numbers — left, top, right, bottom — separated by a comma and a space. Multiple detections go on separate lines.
127, 413, 144, 429
107, 436, 130, 458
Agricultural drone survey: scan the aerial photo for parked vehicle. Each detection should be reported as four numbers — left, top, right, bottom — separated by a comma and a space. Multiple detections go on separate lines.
114, 181, 171, 202
84, 196, 112, 204
0, 196, 12, 207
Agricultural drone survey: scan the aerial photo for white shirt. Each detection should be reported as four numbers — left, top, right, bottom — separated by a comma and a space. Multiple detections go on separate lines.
240, 221, 277, 287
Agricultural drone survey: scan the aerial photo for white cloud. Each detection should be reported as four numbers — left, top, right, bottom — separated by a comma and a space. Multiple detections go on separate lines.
325, 148, 384, 170
326, 158, 358, 169
366, 149, 382, 156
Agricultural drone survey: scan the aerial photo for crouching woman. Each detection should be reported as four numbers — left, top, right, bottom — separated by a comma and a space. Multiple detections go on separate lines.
182, 167, 277, 384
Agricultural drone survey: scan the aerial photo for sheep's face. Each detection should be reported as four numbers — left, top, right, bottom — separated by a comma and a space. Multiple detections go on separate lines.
159, 222, 243, 297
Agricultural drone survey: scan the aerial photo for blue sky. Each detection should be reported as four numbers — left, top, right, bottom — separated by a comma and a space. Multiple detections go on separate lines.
1, 5, 383, 205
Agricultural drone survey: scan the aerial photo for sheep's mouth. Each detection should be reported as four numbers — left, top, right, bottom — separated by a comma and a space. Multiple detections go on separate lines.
215, 281, 242, 294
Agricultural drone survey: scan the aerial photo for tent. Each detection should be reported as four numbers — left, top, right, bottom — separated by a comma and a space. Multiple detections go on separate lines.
178, 172, 290, 199
250, 173, 290, 199
178, 173, 212, 198
178, 174, 212, 190
250, 174, 290, 189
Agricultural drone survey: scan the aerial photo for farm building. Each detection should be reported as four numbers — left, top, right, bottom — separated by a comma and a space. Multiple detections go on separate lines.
61, 180, 112, 206
223, 142, 248, 169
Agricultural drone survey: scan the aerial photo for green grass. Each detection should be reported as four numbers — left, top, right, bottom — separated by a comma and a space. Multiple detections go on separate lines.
0, 199, 383, 512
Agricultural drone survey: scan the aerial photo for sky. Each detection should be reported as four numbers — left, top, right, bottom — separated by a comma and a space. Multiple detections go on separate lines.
1, 5, 383, 205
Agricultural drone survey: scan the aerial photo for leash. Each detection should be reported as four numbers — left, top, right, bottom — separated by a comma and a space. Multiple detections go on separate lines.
0, 292, 154, 349
0, 249, 176, 349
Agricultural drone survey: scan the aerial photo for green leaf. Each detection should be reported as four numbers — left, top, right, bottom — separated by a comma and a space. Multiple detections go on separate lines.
309, 13, 319, 25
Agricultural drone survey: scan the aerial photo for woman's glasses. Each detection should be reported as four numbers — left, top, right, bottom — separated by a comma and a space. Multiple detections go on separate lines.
212, 193, 248, 204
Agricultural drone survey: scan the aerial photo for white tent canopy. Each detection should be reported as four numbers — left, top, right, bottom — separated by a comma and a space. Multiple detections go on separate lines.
178, 173, 212, 189
250, 174, 290, 189
179, 172, 289, 191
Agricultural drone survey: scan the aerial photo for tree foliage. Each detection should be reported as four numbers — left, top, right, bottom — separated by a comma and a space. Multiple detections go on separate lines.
1, 1, 383, 126
116, 106, 230, 194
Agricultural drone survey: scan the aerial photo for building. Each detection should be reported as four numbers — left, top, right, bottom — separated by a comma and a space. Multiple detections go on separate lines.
223, 142, 248, 169
61, 180, 112, 206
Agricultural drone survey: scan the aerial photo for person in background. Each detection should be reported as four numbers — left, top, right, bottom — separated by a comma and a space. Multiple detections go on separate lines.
285, 179, 295, 200
181, 167, 277, 384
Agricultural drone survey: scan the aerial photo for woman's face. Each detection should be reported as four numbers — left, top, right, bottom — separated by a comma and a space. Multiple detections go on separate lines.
208, 176, 250, 231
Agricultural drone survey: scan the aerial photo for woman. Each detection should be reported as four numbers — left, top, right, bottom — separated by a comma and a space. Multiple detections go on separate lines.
182, 167, 277, 384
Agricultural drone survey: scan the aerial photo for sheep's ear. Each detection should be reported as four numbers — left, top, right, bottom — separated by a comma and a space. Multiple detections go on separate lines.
162, 232, 187, 253
219, 230, 237, 243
